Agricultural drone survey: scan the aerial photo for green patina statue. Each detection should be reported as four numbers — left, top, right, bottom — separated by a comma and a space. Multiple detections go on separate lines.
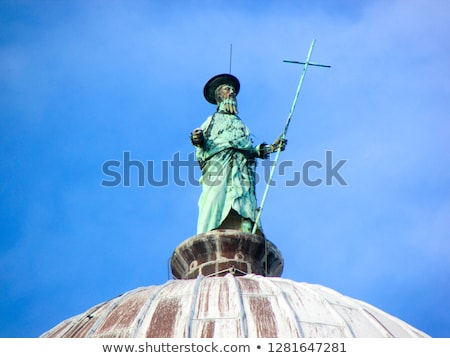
191, 74, 286, 235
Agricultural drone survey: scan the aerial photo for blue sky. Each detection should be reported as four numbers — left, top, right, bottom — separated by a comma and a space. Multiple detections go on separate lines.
1, 0, 449, 338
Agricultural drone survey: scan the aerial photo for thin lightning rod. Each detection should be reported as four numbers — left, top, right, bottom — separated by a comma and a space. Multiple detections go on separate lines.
229, 44, 233, 73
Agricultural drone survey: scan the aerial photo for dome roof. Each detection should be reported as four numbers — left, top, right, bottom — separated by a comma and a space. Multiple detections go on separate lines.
41, 274, 428, 338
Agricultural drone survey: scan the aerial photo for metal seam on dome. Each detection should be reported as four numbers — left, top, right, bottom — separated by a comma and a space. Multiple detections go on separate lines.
85, 287, 146, 337
228, 274, 248, 337
332, 293, 395, 338
356, 298, 428, 337
315, 284, 424, 337
357, 298, 424, 338
264, 277, 306, 338
131, 282, 176, 337
255, 276, 297, 337
43, 315, 80, 337
47, 299, 111, 338
236, 275, 281, 337
235, 276, 257, 337
187, 275, 205, 338
44, 311, 88, 338
264, 277, 343, 336
385, 313, 429, 337
298, 283, 356, 337
147, 280, 199, 337
360, 306, 396, 338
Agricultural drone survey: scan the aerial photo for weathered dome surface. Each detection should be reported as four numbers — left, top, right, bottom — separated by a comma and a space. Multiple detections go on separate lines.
41, 274, 429, 338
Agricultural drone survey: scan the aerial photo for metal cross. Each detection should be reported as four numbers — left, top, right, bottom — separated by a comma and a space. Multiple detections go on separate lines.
252, 38, 331, 235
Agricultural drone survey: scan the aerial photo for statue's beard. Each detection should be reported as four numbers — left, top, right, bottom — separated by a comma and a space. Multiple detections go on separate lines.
218, 98, 238, 114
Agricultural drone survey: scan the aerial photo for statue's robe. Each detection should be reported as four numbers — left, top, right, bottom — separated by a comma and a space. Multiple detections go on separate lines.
195, 112, 262, 234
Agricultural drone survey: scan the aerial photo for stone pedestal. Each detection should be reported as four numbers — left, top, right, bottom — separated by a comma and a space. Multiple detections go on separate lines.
170, 229, 284, 279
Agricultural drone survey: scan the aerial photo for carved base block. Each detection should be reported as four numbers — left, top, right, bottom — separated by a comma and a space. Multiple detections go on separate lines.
170, 229, 284, 279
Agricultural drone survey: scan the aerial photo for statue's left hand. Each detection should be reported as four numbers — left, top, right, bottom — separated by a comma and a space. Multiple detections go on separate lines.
257, 136, 287, 158
272, 136, 287, 152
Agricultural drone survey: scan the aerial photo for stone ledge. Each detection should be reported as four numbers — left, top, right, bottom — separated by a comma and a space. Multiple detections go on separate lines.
170, 229, 284, 279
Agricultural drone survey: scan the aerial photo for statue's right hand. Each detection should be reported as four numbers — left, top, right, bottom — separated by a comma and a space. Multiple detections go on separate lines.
190, 128, 204, 146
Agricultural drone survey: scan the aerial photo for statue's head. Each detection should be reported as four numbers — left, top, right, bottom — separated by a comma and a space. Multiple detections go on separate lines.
203, 74, 240, 104
204, 74, 240, 114
215, 84, 236, 101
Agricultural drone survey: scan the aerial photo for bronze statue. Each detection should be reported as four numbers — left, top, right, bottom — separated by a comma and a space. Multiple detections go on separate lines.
191, 74, 286, 234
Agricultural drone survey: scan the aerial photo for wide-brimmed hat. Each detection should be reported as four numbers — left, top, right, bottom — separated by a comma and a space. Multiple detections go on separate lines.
203, 73, 240, 104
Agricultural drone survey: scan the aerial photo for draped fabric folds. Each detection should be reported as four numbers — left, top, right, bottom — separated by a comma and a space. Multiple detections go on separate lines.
195, 113, 260, 234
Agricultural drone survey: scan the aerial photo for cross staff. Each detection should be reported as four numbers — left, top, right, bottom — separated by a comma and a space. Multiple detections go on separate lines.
252, 39, 331, 234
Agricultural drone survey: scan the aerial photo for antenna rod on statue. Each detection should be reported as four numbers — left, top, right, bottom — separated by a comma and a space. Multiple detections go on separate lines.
229, 43, 233, 73
252, 38, 330, 234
